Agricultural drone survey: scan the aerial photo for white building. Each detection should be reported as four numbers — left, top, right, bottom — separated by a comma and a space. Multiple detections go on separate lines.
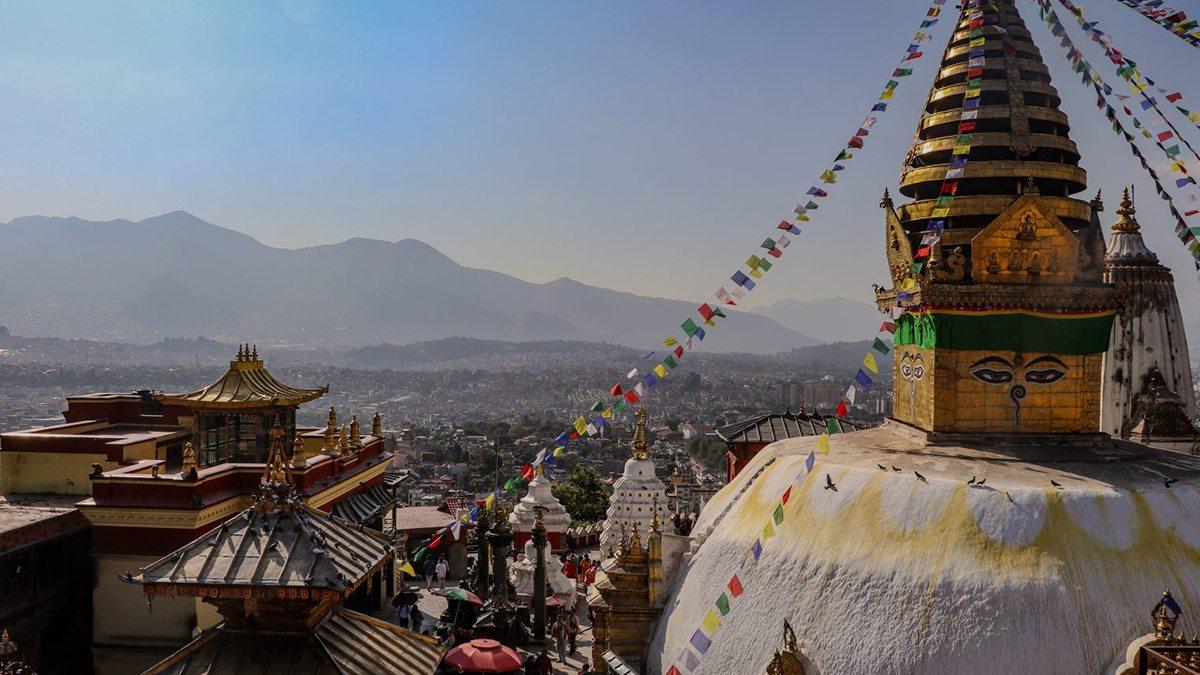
600, 409, 668, 557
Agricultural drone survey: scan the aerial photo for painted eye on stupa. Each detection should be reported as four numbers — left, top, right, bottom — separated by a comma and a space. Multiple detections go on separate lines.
912, 365, 925, 379
1023, 356, 1068, 385
900, 364, 912, 378
969, 356, 1015, 385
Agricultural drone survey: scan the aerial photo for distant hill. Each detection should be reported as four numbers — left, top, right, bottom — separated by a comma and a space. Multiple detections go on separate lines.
0, 211, 820, 353
341, 338, 641, 370
751, 297, 882, 344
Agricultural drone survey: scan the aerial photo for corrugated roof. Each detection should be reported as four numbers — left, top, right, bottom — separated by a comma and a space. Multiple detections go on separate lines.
332, 483, 396, 524
136, 504, 392, 595
155, 352, 327, 410
144, 610, 443, 675
716, 412, 865, 444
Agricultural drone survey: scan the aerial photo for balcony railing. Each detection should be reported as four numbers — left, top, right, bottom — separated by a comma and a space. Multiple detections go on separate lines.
1139, 645, 1200, 674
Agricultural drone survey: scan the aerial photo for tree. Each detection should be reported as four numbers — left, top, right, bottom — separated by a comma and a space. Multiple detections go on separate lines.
552, 466, 613, 525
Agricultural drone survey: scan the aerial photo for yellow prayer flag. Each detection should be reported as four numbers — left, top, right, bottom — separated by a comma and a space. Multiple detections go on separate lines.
746, 255, 762, 269
964, 87, 981, 98
763, 520, 775, 539
879, 89, 895, 101
702, 610, 722, 634
817, 433, 830, 455
654, 364, 668, 378
574, 417, 587, 434
968, 37, 985, 47
485, 493, 495, 509
554, 446, 564, 457
601, 407, 613, 420
399, 561, 416, 577
748, 267, 763, 279
930, 207, 951, 218
662, 335, 678, 347
704, 318, 716, 327
1188, 112, 1200, 123
863, 352, 879, 374
1131, 82, 1147, 93
795, 214, 810, 222
953, 144, 971, 155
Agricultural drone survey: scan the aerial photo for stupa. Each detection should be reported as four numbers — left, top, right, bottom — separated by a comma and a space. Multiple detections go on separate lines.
600, 410, 668, 557
509, 464, 571, 553
647, 2, 1200, 673
1100, 187, 1196, 445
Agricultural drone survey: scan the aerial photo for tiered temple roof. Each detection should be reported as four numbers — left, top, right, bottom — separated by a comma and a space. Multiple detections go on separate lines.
154, 345, 327, 410
716, 411, 863, 445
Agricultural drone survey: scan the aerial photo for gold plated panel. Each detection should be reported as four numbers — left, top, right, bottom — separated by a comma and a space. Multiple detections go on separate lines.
970, 196, 1081, 284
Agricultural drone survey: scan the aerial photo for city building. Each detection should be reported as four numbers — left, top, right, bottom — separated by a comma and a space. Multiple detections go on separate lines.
0, 347, 395, 674
642, 2, 1200, 672
599, 411, 668, 557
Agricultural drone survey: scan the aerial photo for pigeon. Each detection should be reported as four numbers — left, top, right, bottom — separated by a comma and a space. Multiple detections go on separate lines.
824, 474, 838, 492
967, 476, 976, 485
914, 471, 927, 483
892, 466, 901, 472
1050, 479, 1062, 488
1165, 478, 1179, 488
877, 464, 888, 471
976, 478, 986, 487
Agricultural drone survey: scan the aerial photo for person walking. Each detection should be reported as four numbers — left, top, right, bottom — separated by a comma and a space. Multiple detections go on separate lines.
396, 602, 411, 629
423, 556, 436, 589
536, 649, 553, 675
435, 557, 449, 590
567, 609, 580, 655
553, 615, 570, 664
410, 604, 425, 634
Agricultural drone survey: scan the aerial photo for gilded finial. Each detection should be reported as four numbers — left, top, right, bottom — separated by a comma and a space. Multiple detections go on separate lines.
372, 411, 382, 437
251, 344, 258, 360
632, 409, 650, 460
236, 344, 245, 361
880, 187, 893, 209
1113, 186, 1141, 234
256, 419, 296, 510
0, 629, 17, 657
350, 415, 361, 447
1153, 588, 1181, 638
1091, 188, 1103, 212
650, 493, 661, 533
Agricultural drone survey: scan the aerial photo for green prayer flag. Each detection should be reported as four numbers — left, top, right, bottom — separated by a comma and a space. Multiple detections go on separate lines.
714, 307, 727, 318
681, 318, 699, 336
966, 77, 981, 88
590, 401, 603, 412
835, 149, 853, 160
758, 259, 772, 272
872, 337, 891, 355
773, 504, 784, 525
613, 399, 626, 412
664, 356, 677, 368
761, 238, 776, 250
885, 79, 899, 90
716, 593, 731, 615
826, 419, 839, 434
894, 68, 913, 77
805, 201, 818, 210
911, 260, 925, 274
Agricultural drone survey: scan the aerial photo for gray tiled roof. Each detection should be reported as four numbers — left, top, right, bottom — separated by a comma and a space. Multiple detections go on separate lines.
715, 412, 864, 444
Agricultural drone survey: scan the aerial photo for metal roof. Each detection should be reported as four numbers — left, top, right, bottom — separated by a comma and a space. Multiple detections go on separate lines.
331, 483, 396, 524
144, 610, 444, 675
154, 350, 327, 410
715, 412, 865, 444
136, 503, 392, 597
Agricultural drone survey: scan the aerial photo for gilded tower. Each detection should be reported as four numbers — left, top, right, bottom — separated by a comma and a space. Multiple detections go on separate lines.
876, 0, 1118, 434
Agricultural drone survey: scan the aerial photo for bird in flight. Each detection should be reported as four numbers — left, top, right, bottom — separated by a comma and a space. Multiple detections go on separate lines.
824, 474, 838, 492
914, 471, 927, 483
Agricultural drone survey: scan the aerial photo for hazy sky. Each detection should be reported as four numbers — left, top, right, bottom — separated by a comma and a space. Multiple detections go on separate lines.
3, 0, 1200, 318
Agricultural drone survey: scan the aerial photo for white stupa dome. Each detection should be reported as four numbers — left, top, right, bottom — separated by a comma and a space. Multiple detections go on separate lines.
601, 410, 668, 556
510, 467, 571, 534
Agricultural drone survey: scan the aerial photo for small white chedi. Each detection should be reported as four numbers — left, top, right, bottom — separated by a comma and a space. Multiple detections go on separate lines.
509, 464, 571, 552
600, 409, 668, 557
510, 534, 576, 606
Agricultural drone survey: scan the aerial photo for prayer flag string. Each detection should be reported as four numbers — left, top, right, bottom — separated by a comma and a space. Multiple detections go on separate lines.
1110, 0, 1200, 50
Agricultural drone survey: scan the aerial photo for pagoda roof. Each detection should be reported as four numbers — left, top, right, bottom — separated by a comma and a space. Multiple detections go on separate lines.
134, 501, 392, 600
716, 411, 864, 445
154, 345, 327, 410
144, 609, 444, 675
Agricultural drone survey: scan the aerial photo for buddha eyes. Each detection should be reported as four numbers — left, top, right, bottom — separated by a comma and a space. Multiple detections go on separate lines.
971, 368, 1012, 384
901, 364, 911, 377
1024, 368, 1066, 384
912, 365, 924, 379
900, 363, 924, 381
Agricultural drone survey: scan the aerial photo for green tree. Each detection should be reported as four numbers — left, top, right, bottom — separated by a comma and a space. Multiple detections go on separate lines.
552, 466, 613, 525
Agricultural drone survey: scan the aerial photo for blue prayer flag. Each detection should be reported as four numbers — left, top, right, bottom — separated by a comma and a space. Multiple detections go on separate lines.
752, 539, 763, 561
555, 431, 569, 445
469, 504, 480, 521
731, 271, 749, 287
690, 629, 712, 654
1141, 97, 1158, 110
1178, 178, 1191, 188
645, 373, 657, 388
854, 370, 874, 390
695, 326, 706, 341
872, 102, 888, 112
805, 451, 815, 472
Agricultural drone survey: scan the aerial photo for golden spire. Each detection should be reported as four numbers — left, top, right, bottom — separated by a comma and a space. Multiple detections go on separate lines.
349, 415, 361, 447
650, 493, 661, 534
0, 629, 16, 657
256, 420, 297, 511
1112, 186, 1140, 234
632, 409, 650, 460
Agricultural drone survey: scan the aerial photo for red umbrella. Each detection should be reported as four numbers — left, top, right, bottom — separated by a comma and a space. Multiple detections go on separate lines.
442, 638, 523, 673
443, 588, 484, 606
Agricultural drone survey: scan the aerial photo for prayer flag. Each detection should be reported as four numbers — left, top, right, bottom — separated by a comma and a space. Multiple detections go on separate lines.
521, 463, 535, 480
699, 303, 715, 320
873, 337, 891, 354
854, 369, 874, 390
654, 364, 668, 378
610, 383, 622, 396
805, 451, 816, 471
845, 385, 857, 404
881, 321, 896, 333
820, 169, 838, 184
674, 345, 684, 358
776, 235, 791, 248
585, 423, 597, 436
574, 417, 587, 434
728, 574, 744, 597
773, 503, 784, 525
817, 433, 830, 455
781, 486, 792, 504
848, 135, 865, 148
634, 383, 645, 396
752, 539, 763, 560
777, 220, 799, 233
748, 267, 762, 279
872, 102, 887, 112
627, 368, 638, 379
760, 238, 777, 251
662, 335, 678, 347
613, 399, 626, 412
863, 352, 879, 373
601, 407, 613, 420
624, 390, 640, 404
767, 247, 783, 258
400, 561, 416, 577
836, 399, 848, 417
644, 373, 657, 388
826, 418, 839, 434
682, 318, 699, 336
807, 187, 828, 197
894, 67, 913, 77
683, 649, 700, 672
695, 326, 706, 341
703, 610, 721, 634
731, 270, 751, 287
590, 401, 603, 412
668, 667, 681, 675
664, 356, 677, 369
690, 630, 712, 655
484, 492, 495, 510
716, 593, 731, 616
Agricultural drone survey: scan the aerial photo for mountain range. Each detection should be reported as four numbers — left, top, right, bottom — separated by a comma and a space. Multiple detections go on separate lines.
0, 211, 874, 353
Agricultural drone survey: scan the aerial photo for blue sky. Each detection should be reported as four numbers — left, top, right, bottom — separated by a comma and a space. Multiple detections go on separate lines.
2, 0, 1200, 319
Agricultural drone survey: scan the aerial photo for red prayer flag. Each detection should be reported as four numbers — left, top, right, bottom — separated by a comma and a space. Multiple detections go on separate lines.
624, 390, 640, 404
521, 463, 535, 480
904, 51, 923, 61
957, 120, 976, 133
667, 667, 681, 675
674, 345, 684, 358
430, 534, 444, 549
836, 400, 848, 417
1159, 130, 1175, 142
967, 67, 983, 78
728, 574, 744, 597
847, 135, 864, 149
570, 431, 579, 439
767, 248, 783, 258
781, 487, 792, 505
916, 245, 931, 258
1168, 92, 1183, 103
777, 220, 794, 231
610, 383, 622, 396
881, 321, 897, 333
940, 181, 958, 195
698, 304, 715, 320
1187, 209, 1200, 216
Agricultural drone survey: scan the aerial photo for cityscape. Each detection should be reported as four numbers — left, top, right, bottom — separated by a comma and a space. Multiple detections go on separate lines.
5, 1, 1200, 674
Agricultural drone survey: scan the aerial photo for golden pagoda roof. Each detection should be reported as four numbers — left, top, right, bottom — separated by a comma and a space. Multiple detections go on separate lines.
155, 344, 327, 410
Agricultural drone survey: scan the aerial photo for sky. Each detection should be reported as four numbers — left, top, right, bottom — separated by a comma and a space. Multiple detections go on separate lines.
2, 0, 1200, 319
